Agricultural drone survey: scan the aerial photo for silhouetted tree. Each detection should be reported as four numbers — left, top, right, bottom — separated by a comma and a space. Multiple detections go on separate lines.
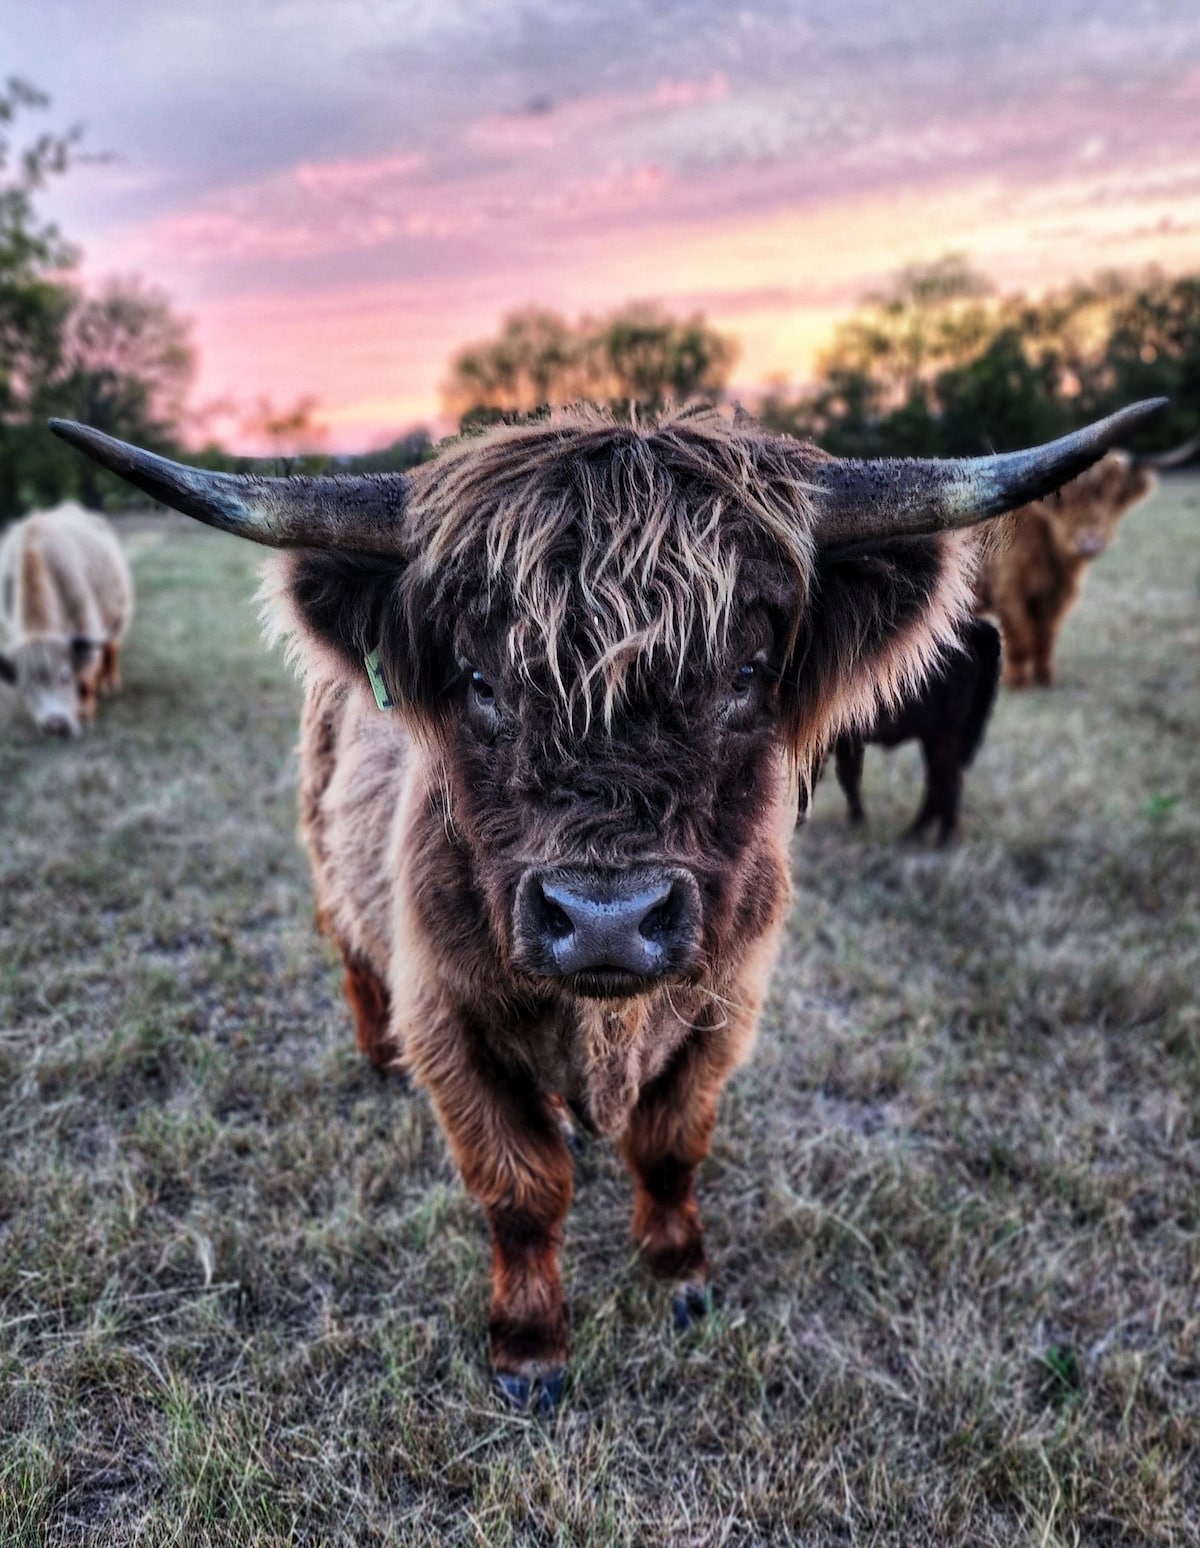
759, 258, 1199, 458
1095, 272, 1200, 449
589, 304, 737, 410
48, 278, 196, 504
444, 304, 737, 422
0, 78, 80, 515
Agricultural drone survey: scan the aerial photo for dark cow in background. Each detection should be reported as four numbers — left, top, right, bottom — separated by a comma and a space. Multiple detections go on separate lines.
975, 433, 1199, 687
53, 398, 1164, 1412
811, 616, 1001, 844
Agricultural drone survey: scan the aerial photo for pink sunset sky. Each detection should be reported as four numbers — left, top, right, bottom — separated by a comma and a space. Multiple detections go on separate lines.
12, 1, 1200, 452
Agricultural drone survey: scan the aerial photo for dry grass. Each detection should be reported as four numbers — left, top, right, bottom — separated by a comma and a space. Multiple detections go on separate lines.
2, 479, 1198, 1547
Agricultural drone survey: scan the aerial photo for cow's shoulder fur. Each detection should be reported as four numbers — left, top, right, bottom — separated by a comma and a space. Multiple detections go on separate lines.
296, 672, 418, 975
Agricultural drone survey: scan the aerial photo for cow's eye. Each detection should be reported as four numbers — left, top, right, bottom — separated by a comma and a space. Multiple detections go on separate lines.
463, 666, 502, 738
720, 658, 771, 727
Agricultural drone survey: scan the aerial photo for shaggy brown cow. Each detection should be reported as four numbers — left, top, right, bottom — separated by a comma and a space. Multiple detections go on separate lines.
974, 433, 1198, 687
51, 399, 1163, 1411
0, 501, 133, 736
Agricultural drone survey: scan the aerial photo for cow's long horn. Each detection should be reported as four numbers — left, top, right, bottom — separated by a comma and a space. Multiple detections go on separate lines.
48, 420, 409, 552
1129, 427, 1200, 472
808, 399, 1168, 546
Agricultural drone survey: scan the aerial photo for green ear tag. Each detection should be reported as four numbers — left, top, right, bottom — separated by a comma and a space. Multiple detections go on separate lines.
364, 648, 395, 711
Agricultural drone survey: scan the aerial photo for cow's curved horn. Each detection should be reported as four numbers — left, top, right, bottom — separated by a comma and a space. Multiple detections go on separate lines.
1129, 427, 1200, 472
48, 420, 409, 553
808, 398, 1168, 546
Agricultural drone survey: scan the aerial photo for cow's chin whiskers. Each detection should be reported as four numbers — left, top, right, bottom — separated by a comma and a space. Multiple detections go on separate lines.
665, 984, 727, 1033
671, 977, 756, 1031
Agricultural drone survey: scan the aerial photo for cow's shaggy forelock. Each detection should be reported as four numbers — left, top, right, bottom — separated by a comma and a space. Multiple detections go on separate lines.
264, 405, 974, 780
404, 406, 817, 734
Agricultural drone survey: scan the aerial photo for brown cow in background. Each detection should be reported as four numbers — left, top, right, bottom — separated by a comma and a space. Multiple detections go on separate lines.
52, 399, 1164, 1412
974, 434, 1198, 687
0, 501, 133, 736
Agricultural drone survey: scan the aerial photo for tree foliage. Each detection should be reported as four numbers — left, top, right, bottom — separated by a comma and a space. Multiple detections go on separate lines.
0, 82, 198, 518
0, 78, 80, 515
444, 303, 738, 422
46, 277, 197, 504
759, 259, 1200, 457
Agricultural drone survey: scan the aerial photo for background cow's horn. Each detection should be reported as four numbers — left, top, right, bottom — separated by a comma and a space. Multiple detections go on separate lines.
1128, 426, 1200, 472
48, 420, 409, 552
808, 398, 1169, 546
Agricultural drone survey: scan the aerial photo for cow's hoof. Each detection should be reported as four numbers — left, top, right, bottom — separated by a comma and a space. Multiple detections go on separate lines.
494, 1367, 566, 1416
671, 1282, 712, 1333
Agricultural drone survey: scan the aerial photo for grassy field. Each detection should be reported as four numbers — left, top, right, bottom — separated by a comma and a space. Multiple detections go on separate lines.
1, 478, 1198, 1547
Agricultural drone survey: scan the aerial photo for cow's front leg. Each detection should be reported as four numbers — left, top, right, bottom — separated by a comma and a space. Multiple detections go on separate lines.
337, 943, 400, 1074
998, 603, 1036, 688
411, 1015, 573, 1410
99, 640, 122, 692
833, 735, 867, 823
1031, 616, 1061, 687
619, 1037, 729, 1330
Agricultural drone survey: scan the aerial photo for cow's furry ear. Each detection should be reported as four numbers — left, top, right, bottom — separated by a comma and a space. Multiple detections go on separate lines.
261, 550, 455, 717
0, 652, 14, 685
263, 549, 405, 684
780, 530, 975, 764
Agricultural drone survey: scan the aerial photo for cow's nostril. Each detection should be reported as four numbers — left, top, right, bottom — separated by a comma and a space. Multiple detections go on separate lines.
638, 896, 676, 946
540, 893, 574, 941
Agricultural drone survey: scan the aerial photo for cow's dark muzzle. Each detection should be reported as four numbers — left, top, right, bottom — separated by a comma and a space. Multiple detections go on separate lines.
513, 865, 701, 995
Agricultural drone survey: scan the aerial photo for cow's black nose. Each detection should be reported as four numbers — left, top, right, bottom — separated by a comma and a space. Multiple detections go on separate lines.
515, 866, 701, 992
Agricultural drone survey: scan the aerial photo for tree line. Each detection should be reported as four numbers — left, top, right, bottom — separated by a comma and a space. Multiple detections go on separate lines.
3, 78, 1196, 524
445, 256, 1198, 457
756, 255, 1199, 457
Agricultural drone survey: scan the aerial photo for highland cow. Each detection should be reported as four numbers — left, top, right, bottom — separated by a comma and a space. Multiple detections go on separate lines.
817, 617, 1001, 843
0, 501, 133, 736
975, 434, 1197, 687
52, 398, 1164, 1411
